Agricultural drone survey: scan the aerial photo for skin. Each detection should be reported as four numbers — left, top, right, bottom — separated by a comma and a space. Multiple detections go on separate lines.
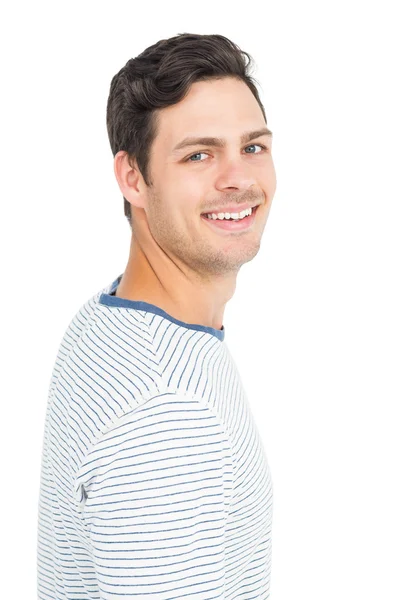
113, 76, 277, 331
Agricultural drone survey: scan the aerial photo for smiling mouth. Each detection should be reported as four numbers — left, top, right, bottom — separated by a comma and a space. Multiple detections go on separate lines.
200, 204, 259, 231
201, 205, 258, 219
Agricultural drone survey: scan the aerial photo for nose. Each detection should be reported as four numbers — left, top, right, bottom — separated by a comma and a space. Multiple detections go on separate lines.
214, 155, 257, 192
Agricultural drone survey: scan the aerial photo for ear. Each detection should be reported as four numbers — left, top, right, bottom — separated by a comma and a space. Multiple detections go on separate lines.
113, 151, 146, 209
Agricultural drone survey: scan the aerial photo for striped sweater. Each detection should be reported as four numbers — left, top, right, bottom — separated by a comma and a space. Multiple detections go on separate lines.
37, 273, 273, 599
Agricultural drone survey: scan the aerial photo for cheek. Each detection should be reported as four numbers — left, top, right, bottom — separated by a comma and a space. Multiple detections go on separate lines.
171, 187, 204, 218
265, 159, 277, 183
255, 164, 275, 196
161, 169, 208, 221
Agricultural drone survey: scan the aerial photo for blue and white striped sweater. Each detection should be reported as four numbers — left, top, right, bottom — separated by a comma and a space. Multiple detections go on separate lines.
37, 273, 273, 599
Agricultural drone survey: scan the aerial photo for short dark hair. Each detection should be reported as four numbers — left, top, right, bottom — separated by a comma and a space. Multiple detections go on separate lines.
106, 33, 268, 228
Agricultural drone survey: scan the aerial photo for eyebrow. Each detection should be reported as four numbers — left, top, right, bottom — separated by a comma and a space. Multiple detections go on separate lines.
171, 127, 273, 154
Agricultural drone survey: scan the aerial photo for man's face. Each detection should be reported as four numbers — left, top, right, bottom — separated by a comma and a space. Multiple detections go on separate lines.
140, 76, 277, 278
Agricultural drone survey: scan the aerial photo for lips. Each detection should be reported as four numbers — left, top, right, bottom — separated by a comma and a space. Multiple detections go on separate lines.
201, 205, 258, 218
200, 204, 258, 231
201, 204, 258, 216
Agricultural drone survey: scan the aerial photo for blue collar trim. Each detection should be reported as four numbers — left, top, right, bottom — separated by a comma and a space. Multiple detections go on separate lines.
99, 274, 225, 342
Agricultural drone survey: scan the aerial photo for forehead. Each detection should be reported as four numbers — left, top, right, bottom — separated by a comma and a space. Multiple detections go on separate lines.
154, 77, 267, 152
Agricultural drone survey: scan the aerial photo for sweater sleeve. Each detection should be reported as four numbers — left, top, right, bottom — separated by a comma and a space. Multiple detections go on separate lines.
74, 392, 234, 600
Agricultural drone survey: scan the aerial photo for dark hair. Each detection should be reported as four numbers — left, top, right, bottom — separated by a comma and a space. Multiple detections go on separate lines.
106, 33, 267, 228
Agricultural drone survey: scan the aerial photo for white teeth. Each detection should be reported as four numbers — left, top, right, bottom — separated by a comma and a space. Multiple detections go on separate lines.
206, 207, 253, 220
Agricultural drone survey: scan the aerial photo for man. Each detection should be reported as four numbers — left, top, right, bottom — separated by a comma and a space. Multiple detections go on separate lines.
37, 32, 276, 599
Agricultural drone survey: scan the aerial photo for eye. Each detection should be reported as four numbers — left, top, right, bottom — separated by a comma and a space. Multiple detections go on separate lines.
244, 143, 267, 154
186, 152, 209, 162
185, 143, 267, 163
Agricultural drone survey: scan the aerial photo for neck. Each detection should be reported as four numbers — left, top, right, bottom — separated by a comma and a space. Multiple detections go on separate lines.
115, 234, 237, 332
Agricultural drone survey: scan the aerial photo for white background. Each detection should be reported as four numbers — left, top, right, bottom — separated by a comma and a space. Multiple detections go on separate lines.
1, 1, 399, 598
